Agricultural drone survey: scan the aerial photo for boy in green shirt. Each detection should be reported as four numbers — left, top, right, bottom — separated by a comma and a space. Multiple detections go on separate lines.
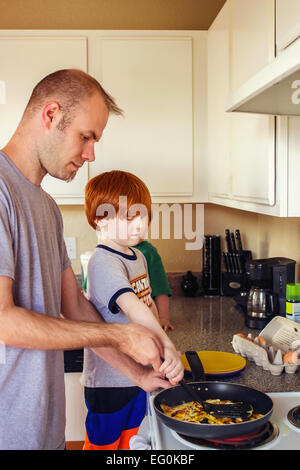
135, 241, 174, 332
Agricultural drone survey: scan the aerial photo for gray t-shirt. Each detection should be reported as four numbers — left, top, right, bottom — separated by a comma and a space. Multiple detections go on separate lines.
0, 151, 71, 450
82, 245, 152, 388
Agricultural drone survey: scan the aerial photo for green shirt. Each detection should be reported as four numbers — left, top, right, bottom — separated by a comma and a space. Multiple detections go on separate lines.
135, 241, 172, 298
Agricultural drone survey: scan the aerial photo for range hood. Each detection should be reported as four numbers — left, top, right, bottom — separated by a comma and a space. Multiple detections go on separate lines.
226, 38, 300, 116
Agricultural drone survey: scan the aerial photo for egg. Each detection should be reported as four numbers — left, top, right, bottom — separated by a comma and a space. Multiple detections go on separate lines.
236, 333, 253, 342
283, 350, 300, 364
255, 336, 268, 349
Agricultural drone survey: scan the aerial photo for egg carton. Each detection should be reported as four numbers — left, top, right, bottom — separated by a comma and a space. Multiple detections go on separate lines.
232, 316, 300, 376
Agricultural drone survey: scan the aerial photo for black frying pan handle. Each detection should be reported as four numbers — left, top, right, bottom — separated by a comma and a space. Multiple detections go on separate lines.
185, 351, 206, 381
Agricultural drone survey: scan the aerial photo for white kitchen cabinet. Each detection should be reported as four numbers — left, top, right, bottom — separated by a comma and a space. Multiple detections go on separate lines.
230, 0, 276, 212
0, 30, 207, 204
208, 0, 278, 215
0, 35, 88, 204
207, 2, 231, 201
286, 117, 300, 216
88, 31, 207, 203
276, 116, 300, 217
276, 0, 300, 53
208, 0, 300, 217
97, 37, 193, 197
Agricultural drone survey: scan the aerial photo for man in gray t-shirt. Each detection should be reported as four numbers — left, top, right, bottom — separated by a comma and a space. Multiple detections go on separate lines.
0, 151, 70, 449
0, 70, 168, 450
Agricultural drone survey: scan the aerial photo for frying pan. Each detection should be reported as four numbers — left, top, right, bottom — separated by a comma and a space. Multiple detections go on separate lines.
153, 351, 273, 439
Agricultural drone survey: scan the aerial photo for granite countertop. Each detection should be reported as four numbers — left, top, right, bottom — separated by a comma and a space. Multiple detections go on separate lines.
167, 295, 299, 393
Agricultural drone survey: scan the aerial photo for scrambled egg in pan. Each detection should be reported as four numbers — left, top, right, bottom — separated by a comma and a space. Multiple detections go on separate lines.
161, 400, 263, 425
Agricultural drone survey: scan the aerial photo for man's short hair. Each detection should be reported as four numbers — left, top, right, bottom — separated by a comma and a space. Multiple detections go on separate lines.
23, 69, 123, 126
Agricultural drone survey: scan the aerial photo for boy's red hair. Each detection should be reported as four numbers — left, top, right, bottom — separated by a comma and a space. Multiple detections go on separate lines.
85, 170, 152, 230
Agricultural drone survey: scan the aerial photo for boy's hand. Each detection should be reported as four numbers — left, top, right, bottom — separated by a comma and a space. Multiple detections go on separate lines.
159, 346, 184, 385
137, 368, 173, 392
159, 317, 174, 332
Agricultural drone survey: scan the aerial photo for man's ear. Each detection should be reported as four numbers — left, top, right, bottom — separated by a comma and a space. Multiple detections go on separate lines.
41, 101, 61, 130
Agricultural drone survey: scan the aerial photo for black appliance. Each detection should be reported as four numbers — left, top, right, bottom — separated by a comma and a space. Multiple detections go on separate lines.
64, 349, 83, 373
234, 257, 296, 329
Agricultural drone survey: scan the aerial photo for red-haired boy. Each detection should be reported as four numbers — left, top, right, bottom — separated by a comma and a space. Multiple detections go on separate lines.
82, 170, 183, 450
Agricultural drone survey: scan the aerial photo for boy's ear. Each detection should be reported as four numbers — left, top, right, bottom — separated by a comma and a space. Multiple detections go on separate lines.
94, 217, 107, 230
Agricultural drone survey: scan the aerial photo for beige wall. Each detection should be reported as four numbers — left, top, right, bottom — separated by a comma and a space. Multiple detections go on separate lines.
62, 203, 300, 280
204, 204, 300, 281
61, 204, 204, 275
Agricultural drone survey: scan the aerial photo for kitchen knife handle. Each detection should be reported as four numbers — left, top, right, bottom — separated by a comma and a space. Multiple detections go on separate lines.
225, 229, 232, 253
223, 252, 229, 272
232, 253, 238, 274
231, 232, 237, 252
235, 229, 243, 253
226, 253, 233, 272
236, 253, 242, 274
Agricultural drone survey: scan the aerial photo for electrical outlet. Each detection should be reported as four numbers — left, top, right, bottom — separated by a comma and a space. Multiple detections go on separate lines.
64, 237, 77, 260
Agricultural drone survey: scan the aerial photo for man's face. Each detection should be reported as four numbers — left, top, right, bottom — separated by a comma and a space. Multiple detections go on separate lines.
38, 93, 109, 182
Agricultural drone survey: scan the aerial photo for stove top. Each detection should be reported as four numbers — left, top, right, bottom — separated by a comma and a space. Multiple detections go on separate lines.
148, 392, 300, 450
287, 406, 300, 430
172, 422, 279, 450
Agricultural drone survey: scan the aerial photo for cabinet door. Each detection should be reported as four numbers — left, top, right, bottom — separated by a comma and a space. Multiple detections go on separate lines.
231, 114, 275, 206
207, 3, 231, 201
286, 117, 300, 216
230, 0, 276, 208
276, 0, 300, 52
0, 36, 88, 204
90, 36, 194, 198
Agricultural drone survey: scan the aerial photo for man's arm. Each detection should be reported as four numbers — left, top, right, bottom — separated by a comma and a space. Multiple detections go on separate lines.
60, 267, 168, 390
0, 274, 126, 350
0, 269, 163, 373
60, 267, 165, 376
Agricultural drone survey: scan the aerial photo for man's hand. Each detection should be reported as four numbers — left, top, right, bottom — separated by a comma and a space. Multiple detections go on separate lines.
115, 323, 164, 371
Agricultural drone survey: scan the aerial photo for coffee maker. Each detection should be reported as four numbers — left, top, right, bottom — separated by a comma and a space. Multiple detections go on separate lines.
236, 257, 296, 329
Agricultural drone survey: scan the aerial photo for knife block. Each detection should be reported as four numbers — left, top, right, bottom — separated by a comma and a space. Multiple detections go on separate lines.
221, 272, 249, 297
202, 235, 221, 296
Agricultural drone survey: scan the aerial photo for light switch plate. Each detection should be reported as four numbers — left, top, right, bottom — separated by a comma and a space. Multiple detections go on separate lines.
64, 237, 77, 260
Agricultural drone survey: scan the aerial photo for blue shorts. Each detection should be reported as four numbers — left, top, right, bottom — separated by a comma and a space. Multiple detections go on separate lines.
83, 386, 147, 450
